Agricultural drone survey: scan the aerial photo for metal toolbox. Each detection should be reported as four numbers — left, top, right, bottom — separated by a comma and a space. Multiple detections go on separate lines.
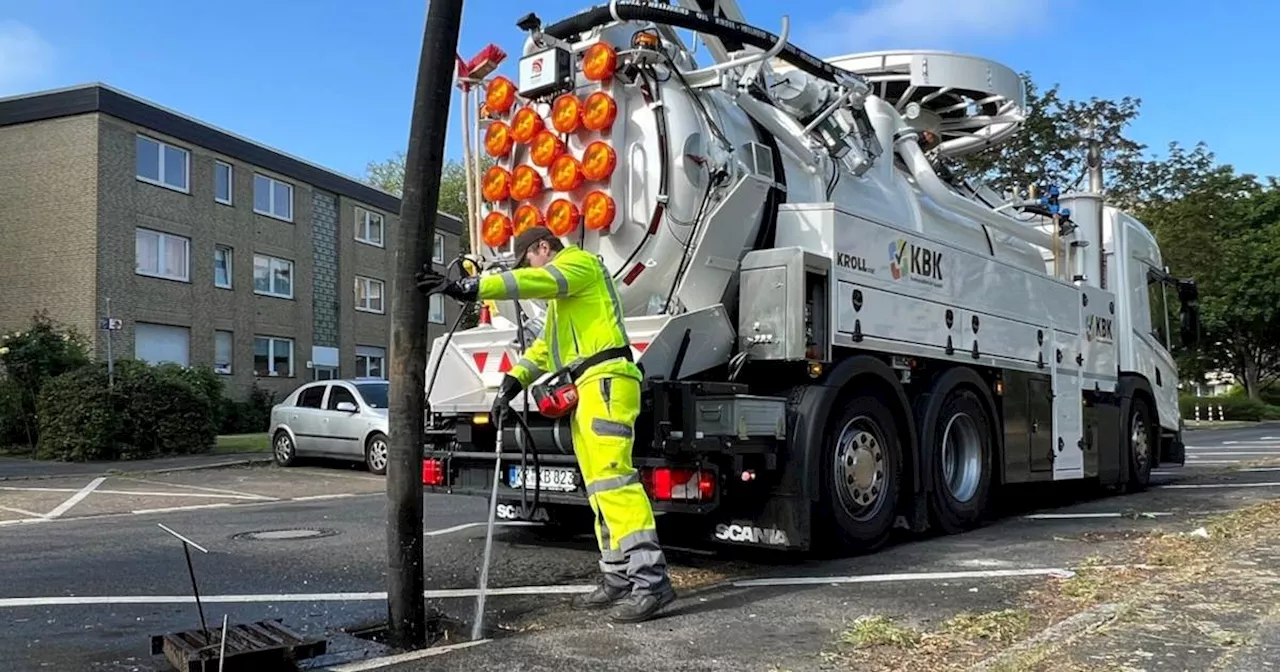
693, 395, 787, 439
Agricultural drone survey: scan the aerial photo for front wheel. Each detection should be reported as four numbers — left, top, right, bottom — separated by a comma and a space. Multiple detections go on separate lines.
819, 393, 903, 553
365, 433, 389, 476
273, 430, 296, 467
1126, 399, 1154, 491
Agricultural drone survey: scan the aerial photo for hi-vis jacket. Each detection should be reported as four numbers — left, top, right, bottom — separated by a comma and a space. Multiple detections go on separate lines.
477, 245, 642, 388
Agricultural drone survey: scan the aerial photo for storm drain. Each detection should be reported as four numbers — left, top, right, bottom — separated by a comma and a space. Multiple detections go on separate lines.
232, 528, 339, 541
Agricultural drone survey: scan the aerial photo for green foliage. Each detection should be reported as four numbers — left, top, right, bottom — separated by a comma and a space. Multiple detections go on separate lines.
0, 312, 91, 447
219, 383, 278, 434
364, 154, 490, 256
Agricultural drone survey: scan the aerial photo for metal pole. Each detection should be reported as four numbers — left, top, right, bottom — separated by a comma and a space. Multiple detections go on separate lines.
388, 0, 466, 650
182, 542, 210, 643
105, 297, 114, 390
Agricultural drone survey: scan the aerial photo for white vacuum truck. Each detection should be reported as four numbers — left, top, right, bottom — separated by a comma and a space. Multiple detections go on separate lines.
423, 0, 1201, 552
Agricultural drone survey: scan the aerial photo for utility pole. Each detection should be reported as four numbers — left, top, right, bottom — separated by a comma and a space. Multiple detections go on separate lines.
387, 0, 466, 650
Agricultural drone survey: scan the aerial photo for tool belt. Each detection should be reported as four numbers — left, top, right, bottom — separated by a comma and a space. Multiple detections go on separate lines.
529, 346, 634, 419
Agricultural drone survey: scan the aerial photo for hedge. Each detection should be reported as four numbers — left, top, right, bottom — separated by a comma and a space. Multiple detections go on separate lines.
1179, 394, 1280, 422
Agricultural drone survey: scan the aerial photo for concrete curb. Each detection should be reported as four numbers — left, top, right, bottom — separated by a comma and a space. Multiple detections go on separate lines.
968, 601, 1129, 671
0, 454, 274, 482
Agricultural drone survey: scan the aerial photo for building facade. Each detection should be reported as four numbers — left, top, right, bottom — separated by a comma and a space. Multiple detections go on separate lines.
0, 84, 463, 399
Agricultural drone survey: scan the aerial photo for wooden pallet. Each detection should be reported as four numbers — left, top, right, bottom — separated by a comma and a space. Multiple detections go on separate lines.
150, 619, 327, 672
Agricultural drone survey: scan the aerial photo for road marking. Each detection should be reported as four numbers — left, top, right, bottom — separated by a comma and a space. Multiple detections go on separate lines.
94, 489, 265, 500
132, 503, 235, 515
424, 521, 540, 536
0, 518, 48, 527
0, 584, 597, 609
0, 492, 384, 530
1189, 452, 1280, 457
731, 567, 1076, 588
1024, 512, 1174, 520
0, 505, 45, 518
1239, 467, 1280, 473
293, 493, 359, 501
0, 486, 83, 493
118, 477, 277, 500
1158, 482, 1280, 490
1221, 440, 1280, 445
323, 640, 492, 671
44, 477, 104, 519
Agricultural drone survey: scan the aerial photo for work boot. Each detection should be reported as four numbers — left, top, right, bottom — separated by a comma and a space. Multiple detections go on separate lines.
608, 584, 677, 623
571, 580, 630, 610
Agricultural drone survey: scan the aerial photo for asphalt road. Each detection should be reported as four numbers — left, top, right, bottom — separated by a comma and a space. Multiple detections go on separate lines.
1, 425, 1278, 672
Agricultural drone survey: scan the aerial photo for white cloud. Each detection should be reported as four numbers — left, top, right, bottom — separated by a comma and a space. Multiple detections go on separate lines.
0, 21, 56, 96
796, 0, 1059, 56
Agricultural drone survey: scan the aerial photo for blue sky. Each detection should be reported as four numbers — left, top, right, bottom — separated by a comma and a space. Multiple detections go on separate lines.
2, 0, 1275, 187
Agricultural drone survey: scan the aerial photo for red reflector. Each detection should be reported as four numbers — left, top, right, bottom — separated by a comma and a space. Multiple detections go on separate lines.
422, 458, 445, 486
633, 342, 648, 353
643, 467, 714, 501
478, 304, 492, 325
472, 352, 489, 371
623, 263, 645, 286
498, 352, 513, 372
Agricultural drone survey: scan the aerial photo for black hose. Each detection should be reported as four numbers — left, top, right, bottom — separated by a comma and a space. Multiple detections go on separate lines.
510, 299, 542, 518
542, 0, 855, 84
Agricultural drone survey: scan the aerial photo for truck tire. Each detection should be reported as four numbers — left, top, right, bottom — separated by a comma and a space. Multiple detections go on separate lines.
819, 393, 903, 552
924, 387, 993, 534
1125, 397, 1154, 491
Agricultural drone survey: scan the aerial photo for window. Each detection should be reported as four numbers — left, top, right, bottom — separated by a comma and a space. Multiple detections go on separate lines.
327, 385, 359, 410
215, 161, 233, 204
1147, 268, 1171, 349
214, 246, 233, 289
356, 345, 386, 379
429, 294, 444, 324
136, 228, 190, 282
356, 207, 385, 247
136, 134, 190, 192
313, 366, 339, 381
253, 336, 294, 377
433, 232, 445, 264
355, 381, 389, 409
214, 330, 233, 374
355, 276, 385, 313
253, 173, 293, 221
253, 254, 294, 298
135, 323, 191, 366
297, 385, 325, 408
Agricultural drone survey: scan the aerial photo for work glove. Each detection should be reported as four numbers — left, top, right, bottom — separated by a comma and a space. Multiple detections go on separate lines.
491, 374, 522, 422
414, 266, 478, 302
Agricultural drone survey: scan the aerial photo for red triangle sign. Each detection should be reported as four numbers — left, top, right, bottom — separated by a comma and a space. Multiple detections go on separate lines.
633, 342, 649, 353
498, 352, 513, 372
472, 352, 489, 371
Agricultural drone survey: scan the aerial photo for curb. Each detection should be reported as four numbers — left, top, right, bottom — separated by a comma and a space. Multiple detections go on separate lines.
0, 454, 274, 482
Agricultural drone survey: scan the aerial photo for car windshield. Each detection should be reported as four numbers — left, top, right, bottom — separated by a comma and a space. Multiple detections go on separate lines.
355, 382, 389, 409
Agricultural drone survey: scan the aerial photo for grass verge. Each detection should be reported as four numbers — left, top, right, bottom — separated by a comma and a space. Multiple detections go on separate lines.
213, 433, 270, 454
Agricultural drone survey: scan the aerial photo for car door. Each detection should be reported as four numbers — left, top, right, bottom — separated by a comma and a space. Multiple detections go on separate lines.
324, 383, 367, 457
288, 383, 330, 455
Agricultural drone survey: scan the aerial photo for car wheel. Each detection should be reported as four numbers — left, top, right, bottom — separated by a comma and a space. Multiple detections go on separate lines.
365, 433, 389, 476
273, 430, 296, 467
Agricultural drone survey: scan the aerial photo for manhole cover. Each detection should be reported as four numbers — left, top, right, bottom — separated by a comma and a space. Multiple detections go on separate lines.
233, 528, 339, 541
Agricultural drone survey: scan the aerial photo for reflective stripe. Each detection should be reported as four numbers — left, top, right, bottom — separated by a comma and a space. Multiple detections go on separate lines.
500, 272, 519, 298
548, 303, 564, 370
600, 548, 625, 563
515, 357, 543, 378
591, 417, 633, 439
617, 528, 662, 553
545, 264, 571, 297
586, 472, 640, 497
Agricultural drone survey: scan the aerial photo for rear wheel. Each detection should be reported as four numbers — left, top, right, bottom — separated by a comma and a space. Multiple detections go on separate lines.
819, 393, 903, 552
925, 388, 993, 534
365, 433, 389, 476
1126, 398, 1154, 491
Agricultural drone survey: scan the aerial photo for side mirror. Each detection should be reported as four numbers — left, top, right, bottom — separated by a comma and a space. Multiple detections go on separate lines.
336, 401, 358, 413
1177, 278, 1201, 348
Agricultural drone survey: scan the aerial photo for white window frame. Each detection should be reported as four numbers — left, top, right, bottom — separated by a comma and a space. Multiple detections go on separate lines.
253, 336, 294, 377
214, 330, 233, 375
135, 134, 190, 193
355, 276, 386, 314
136, 228, 191, 283
355, 207, 385, 247
356, 346, 387, 379
429, 294, 444, 324
214, 245, 233, 289
253, 254, 294, 299
214, 160, 233, 205
433, 232, 446, 264
253, 173, 294, 222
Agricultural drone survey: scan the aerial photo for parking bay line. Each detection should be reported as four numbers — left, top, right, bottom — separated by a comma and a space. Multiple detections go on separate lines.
0, 585, 599, 609
1158, 482, 1280, 490
732, 567, 1077, 588
43, 477, 104, 519
323, 640, 492, 672
117, 476, 277, 501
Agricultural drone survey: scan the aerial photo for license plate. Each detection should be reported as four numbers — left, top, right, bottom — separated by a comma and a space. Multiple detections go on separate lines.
508, 466, 578, 492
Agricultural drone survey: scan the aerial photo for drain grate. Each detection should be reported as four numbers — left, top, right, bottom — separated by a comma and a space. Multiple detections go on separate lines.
232, 528, 339, 541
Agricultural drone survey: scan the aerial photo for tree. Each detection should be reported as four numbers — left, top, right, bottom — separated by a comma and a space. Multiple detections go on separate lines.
364, 153, 496, 257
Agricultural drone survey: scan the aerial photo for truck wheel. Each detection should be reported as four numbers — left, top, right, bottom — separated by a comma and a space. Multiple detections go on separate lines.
821, 393, 902, 552
926, 387, 993, 534
1125, 398, 1154, 491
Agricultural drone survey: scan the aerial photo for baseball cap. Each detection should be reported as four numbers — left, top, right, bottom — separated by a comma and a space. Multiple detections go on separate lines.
512, 226, 557, 268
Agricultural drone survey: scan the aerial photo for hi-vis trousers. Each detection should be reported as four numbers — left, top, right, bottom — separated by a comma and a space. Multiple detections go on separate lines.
572, 374, 671, 595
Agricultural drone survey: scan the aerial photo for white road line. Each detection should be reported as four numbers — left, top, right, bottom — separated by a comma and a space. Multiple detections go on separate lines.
0, 518, 48, 527
323, 640, 491, 671
1158, 482, 1280, 490
731, 567, 1075, 588
293, 494, 359, 501
424, 521, 540, 536
0, 584, 597, 609
118, 477, 277, 500
0, 486, 82, 493
0, 505, 46, 518
132, 503, 235, 515
43, 477, 104, 519
1239, 467, 1280, 473
0, 491, 383, 530
93, 489, 264, 500
1221, 440, 1280, 445
1189, 452, 1280, 457
1178, 460, 1240, 465
1024, 512, 1174, 520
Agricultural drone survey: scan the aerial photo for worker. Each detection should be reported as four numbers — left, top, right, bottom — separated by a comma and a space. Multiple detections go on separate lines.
414, 226, 677, 624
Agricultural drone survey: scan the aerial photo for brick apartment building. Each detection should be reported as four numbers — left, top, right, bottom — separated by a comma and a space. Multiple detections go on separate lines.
0, 83, 463, 399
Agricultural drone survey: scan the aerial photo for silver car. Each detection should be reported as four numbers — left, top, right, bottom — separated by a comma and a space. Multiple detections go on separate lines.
269, 378, 391, 475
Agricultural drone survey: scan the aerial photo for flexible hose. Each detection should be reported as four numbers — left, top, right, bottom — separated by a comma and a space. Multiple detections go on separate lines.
541, 0, 856, 84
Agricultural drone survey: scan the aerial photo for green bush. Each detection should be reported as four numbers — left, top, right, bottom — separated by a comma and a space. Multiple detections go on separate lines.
1179, 394, 1280, 421
35, 365, 118, 461
0, 312, 91, 446
219, 383, 277, 434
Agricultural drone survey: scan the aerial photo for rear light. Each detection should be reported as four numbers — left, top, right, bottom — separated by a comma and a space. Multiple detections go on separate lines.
484, 122, 513, 158
510, 165, 544, 200
550, 155, 584, 191
482, 211, 513, 247
581, 141, 616, 181
511, 107, 544, 143
583, 43, 617, 81
546, 199, 580, 236
583, 191, 616, 231
485, 76, 517, 114
531, 130, 565, 167
643, 467, 715, 501
481, 166, 511, 202
551, 94, 582, 133
582, 92, 617, 131
422, 458, 445, 486
513, 204, 543, 234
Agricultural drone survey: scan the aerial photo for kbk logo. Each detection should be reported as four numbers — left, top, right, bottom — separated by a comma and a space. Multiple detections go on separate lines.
531, 59, 543, 75
888, 239, 944, 286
